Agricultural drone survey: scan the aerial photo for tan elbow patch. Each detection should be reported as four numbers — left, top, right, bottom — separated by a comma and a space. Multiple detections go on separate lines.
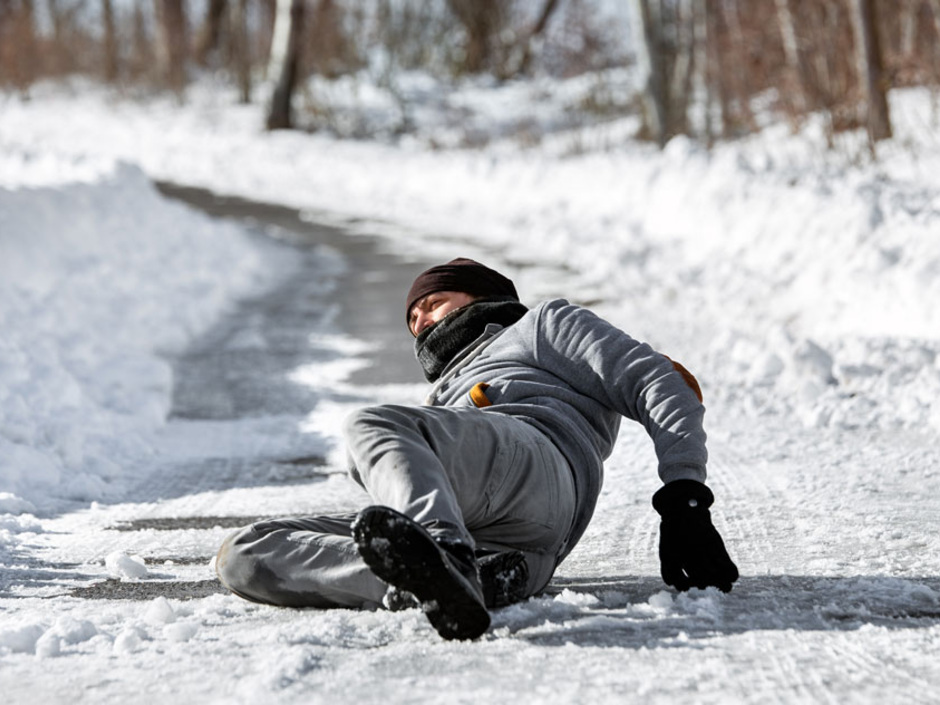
666, 357, 704, 403
470, 382, 492, 408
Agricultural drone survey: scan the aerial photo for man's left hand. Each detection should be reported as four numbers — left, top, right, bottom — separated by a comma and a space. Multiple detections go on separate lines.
652, 479, 739, 592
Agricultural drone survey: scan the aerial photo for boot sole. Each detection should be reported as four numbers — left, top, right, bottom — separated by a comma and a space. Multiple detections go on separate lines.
352, 506, 491, 641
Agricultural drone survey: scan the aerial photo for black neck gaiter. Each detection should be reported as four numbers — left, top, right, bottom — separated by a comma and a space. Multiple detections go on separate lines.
414, 298, 529, 382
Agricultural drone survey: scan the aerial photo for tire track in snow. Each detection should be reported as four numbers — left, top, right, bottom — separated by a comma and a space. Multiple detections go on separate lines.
825, 632, 938, 698
706, 424, 813, 578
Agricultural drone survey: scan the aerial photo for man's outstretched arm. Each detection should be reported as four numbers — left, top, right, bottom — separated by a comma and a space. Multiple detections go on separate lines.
533, 301, 738, 592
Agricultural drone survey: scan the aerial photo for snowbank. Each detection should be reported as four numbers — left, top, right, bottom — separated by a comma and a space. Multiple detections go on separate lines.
0, 163, 272, 514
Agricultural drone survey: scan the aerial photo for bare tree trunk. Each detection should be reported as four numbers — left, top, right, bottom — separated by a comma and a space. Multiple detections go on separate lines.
899, 0, 919, 60
669, 0, 694, 137
131, 0, 150, 79
3, 0, 39, 92
195, 0, 227, 66
529, 0, 561, 41
851, 0, 892, 144
721, 0, 755, 132
266, 0, 305, 130
813, 2, 840, 116
509, 0, 562, 78
631, 0, 668, 146
774, 0, 807, 113
46, 0, 66, 74
156, 0, 188, 93
266, 0, 289, 80
692, 0, 715, 144
446, 0, 504, 74
927, 0, 940, 105
231, 0, 252, 103
308, 0, 354, 78
102, 0, 119, 82
931, 0, 940, 42
927, 0, 940, 85
705, 0, 729, 137
47, 0, 64, 42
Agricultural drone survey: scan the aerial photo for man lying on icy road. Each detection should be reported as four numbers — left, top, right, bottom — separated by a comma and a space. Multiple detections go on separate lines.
215, 257, 739, 641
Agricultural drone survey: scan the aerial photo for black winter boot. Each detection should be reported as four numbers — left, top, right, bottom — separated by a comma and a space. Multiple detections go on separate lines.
352, 506, 490, 641
477, 549, 529, 607
383, 548, 529, 610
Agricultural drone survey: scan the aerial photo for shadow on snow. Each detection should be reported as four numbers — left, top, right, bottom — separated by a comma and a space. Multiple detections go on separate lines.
495, 573, 940, 647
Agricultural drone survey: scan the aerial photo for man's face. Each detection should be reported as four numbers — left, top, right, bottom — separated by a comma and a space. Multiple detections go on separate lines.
409, 291, 476, 337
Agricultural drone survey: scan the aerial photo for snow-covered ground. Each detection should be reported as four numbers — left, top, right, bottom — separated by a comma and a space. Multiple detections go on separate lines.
1, 77, 940, 703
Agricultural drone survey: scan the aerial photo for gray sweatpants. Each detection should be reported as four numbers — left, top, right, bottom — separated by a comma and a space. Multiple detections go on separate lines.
216, 404, 577, 608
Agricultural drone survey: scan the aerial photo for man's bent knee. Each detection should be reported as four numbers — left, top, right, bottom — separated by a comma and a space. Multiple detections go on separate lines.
216, 521, 376, 609
215, 525, 313, 607
215, 527, 274, 604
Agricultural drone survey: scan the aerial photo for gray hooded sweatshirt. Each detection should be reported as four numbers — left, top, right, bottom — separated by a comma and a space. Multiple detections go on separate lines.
424, 298, 707, 552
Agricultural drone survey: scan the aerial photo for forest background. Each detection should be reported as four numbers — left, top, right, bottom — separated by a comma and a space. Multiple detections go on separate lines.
1, 0, 933, 151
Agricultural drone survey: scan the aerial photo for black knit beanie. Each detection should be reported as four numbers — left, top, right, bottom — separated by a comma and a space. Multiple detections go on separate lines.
405, 257, 519, 325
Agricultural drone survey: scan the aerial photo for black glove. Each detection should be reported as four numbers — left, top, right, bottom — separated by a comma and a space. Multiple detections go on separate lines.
652, 479, 739, 592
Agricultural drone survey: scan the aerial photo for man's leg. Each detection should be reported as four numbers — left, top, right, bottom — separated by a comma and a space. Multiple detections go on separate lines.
216, 512, 538, 610
344, 405, 576, 598
216, 513, 387, 608
218, 405, 576, 614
